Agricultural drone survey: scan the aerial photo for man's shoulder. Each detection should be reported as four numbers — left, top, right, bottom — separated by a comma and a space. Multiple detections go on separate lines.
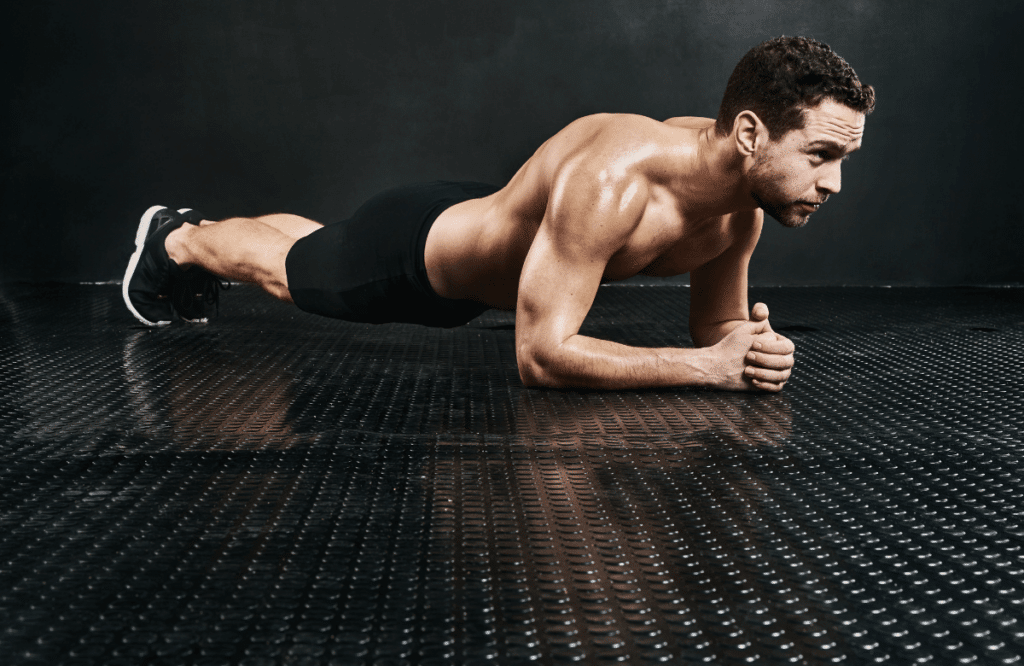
559, 112, 697, 142
663, 115, 716, 130
548, 113, 698, 177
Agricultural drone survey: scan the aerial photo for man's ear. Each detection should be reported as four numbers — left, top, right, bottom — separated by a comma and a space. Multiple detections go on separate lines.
733, 110, 765, 157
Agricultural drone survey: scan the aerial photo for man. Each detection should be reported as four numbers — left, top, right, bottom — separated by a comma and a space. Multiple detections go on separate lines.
123, 36, 874, 392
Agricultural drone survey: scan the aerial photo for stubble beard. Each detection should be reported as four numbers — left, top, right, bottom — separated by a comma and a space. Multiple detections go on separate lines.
749, 156, 812, 229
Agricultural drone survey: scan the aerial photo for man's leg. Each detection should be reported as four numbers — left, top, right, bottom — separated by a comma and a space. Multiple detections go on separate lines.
197, 213, 323, 240
165, 214, 323, 303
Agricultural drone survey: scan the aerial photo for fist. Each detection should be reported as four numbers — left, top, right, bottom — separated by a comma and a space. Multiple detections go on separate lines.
743, 303, 794, 392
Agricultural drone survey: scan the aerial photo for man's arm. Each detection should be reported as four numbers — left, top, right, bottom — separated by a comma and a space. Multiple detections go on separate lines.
514, 166, 772, 390
688, 210, 761, 347
689, 210, 795, 392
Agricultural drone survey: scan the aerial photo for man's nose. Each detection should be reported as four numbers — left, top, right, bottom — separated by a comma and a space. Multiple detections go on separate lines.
817, 163, 842, 195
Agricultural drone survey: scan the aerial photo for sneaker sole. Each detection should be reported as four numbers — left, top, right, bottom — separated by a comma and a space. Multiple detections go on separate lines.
122, 205, 173, 327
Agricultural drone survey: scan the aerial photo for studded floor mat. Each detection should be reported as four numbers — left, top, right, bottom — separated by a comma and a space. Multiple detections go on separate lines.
1, 284, 1022, 665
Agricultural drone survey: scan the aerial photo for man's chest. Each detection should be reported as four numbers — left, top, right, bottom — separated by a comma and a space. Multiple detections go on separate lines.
604, 209, 736, 280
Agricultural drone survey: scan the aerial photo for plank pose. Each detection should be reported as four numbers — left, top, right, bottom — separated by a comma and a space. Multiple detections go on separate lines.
124, 36, 874, 391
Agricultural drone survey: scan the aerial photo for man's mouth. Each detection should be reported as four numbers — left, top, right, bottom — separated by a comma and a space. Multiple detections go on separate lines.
798, 201, 822, 212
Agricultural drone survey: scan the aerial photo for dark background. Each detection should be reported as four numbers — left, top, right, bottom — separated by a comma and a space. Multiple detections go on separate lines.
3, 0, 1022, 286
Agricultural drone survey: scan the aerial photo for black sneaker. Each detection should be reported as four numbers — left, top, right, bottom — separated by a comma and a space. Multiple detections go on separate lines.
122, 206, 189, 326
169, 209, 230, 324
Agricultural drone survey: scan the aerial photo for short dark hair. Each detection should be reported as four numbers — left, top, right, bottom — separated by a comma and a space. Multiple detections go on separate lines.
715, 36, 875, 139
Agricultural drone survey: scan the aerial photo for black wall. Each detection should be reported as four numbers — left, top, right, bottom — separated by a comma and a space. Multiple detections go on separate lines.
4, 0, 1022, 285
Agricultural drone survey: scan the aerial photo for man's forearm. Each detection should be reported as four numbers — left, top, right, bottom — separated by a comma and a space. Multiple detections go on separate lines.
518, 334, 721, 390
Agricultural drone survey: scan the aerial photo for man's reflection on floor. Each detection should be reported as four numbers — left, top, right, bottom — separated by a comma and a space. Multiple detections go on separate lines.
121, 321, 840, 662
122, 328, 318, 451
121, 320, 520, 449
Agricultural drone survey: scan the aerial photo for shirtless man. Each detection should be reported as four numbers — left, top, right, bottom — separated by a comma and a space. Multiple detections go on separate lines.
123, 36, 874, 392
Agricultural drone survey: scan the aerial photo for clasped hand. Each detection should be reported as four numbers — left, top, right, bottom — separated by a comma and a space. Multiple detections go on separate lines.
714, 302, 795, 392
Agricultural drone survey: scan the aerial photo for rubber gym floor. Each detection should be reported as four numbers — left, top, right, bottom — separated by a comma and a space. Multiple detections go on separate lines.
1, 283, 1022, 665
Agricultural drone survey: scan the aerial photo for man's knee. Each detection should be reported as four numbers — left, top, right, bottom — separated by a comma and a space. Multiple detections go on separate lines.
267, 280, 294, 303
263, 243, 296, 303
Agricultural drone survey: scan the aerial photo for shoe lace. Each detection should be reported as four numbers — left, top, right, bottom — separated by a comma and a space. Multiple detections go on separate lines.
174, 271, 231, 317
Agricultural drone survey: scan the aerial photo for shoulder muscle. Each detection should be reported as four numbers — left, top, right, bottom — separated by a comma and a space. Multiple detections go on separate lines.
545, 156, 649, 261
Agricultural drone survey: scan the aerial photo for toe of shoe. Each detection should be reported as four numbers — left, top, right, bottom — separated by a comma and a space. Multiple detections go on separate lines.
124, 258, 175, 325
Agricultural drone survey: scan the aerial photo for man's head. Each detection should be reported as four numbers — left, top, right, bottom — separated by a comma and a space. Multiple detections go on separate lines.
717, 36, 875, 227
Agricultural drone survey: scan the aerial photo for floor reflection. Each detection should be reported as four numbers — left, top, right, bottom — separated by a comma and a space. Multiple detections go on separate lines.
117, 309, 819, 660
120, 317, 792, 452
121, 328, 314, 450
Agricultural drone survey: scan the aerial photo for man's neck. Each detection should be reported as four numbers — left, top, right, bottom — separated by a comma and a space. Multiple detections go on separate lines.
669, 126, 758, 221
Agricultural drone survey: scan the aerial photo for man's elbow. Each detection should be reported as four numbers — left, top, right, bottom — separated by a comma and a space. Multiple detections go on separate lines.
517, 344, 568, 389
690, 320, 741, 348
689, 326, 715, 349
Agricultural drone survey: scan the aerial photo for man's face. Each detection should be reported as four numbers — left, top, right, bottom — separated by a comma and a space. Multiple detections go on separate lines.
748, 99, 866, 228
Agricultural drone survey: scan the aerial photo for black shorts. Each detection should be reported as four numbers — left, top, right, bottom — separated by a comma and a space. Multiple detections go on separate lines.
285, 181, 499, 328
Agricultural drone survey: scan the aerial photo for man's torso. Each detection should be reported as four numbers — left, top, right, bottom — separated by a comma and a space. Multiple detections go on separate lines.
424, 113, 755, 310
